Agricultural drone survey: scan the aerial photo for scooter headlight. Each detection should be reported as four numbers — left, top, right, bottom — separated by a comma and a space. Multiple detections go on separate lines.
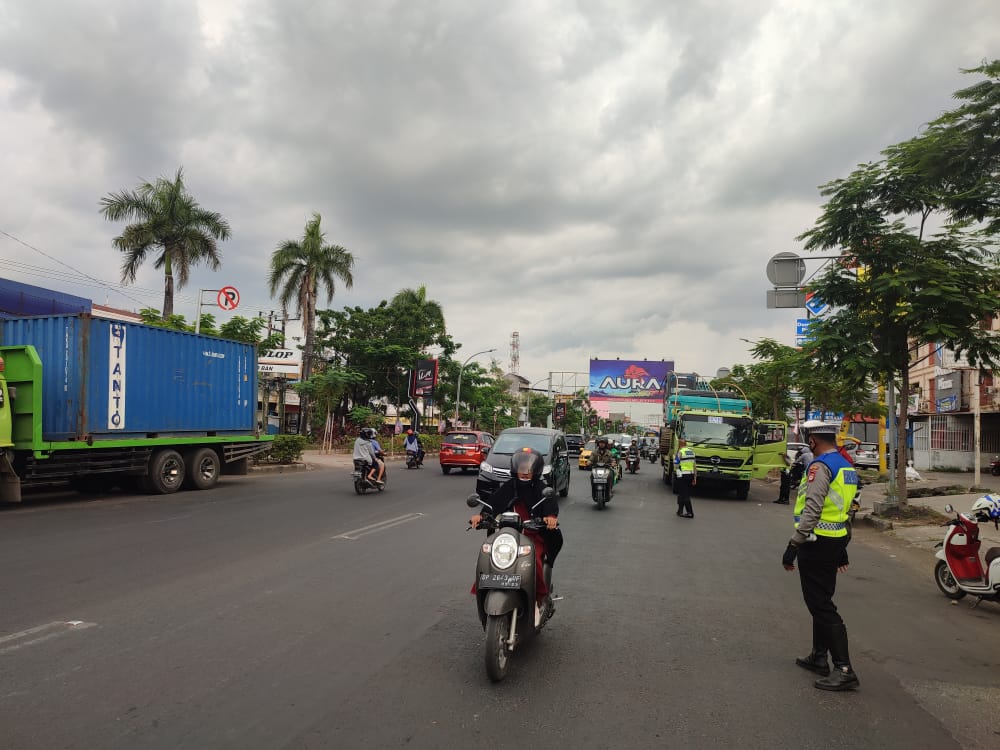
490, 533, 518, 570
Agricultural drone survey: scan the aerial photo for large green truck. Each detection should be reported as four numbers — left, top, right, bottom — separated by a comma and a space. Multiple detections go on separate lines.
0, 314, 273, 502
659, 374, 786, 500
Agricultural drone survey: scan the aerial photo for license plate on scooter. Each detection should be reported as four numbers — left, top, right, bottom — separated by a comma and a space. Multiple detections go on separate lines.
479, 572, 522, 589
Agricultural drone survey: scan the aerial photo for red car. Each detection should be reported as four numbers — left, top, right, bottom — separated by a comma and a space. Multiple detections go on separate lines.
440, 431, 494, 474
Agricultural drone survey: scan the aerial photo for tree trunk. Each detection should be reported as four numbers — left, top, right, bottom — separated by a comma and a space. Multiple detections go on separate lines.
896, 365, 910, 505
299, 283, 316, 438
162, 251, 175, 319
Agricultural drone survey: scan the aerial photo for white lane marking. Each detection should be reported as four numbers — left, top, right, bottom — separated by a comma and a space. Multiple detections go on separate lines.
334, 513, 425, 540
0, 620, 97, 656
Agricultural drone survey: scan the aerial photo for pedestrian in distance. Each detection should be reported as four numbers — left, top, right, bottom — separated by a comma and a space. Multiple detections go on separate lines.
775, 451, 792, 504
781, 420, 860, 691
674, 438, 697, 518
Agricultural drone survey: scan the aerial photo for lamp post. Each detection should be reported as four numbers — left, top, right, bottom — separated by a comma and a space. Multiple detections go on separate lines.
454, 348, 497, 427
525, 377, 549, 427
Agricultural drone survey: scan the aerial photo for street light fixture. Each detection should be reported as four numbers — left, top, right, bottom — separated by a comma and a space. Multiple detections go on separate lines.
525, 377, 550, 427
454, 348, 497, 426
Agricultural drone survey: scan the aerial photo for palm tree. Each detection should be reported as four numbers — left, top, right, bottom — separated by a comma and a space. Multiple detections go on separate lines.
269, 213, 355, 433
100, 167, 231, 318
389, 286, 446, 340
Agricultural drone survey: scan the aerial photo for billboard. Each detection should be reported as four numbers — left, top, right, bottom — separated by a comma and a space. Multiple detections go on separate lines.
409, 358, 438, 398
589, 359, 673, 405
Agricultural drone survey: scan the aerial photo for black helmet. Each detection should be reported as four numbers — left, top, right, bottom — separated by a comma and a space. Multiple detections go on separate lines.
597, 435, 609, 447
510, 447, 544, 495
360, 427, 374, 439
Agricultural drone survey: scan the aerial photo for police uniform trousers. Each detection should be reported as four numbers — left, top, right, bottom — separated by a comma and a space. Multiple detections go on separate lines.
796, 535, 848, 628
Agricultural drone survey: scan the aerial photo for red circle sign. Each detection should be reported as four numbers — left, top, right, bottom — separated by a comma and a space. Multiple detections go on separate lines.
217, 286, 240, 310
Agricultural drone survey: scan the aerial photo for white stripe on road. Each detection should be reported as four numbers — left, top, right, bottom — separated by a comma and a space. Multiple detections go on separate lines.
0, 620, 97, 656
334, 513, 425, 540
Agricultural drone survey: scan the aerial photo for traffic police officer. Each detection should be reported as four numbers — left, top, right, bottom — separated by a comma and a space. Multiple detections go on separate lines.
781, 420, 860, 691
674, 438, 697, 518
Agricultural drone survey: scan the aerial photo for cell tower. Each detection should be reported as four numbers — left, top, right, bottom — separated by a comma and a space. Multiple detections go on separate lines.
510, 331, 520, 375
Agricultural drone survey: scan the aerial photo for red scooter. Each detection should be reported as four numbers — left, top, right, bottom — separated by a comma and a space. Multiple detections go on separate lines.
934, 495, 1000, 605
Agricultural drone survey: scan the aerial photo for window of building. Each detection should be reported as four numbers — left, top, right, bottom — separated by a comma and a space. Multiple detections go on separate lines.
929, 415, 971, 452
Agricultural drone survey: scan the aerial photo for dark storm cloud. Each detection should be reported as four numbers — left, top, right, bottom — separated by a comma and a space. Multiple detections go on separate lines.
0, 0, 998, 378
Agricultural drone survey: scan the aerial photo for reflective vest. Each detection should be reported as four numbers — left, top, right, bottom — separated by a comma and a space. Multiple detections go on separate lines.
794, 451, 857, 538
676, 447, 696, 475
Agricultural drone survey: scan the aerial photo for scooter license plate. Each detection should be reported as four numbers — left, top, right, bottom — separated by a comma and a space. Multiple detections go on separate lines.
479, 572, 522, 589
351, 471, 362, 478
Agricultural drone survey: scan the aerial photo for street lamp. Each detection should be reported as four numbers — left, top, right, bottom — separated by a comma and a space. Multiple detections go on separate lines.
454, 348, 497, 426
525, 377, 549, 427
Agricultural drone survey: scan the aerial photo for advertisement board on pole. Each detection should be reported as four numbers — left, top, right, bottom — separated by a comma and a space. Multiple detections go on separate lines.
589, 359, 672, 406
409, 359, 438, 398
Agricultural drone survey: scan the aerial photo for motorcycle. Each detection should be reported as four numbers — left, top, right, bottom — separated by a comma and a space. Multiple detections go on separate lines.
933, 495, 1000, 604
467, 490, 557, 682
406, 449, 422, 469
352, 460, 387, 494
990, 455, 1000, 476
626, 451, 640, 474
590, 463, 614, 509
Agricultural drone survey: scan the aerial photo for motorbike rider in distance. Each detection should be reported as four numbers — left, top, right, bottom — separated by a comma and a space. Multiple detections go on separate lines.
353, 428, 382, 485
469, 447, 562, 616
588, 436, 618, 492
403, 429, 424, 466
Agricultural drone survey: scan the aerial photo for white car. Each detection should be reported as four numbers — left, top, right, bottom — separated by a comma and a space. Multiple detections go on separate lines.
786, 442, 809, 464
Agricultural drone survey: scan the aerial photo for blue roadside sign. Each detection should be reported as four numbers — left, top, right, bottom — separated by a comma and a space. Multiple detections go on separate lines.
804, 292, 828, 316
796, 318, 812, 336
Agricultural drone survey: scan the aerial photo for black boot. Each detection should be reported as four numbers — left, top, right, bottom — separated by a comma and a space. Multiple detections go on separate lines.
795, 621, 830, 676
815, 624, 859, 691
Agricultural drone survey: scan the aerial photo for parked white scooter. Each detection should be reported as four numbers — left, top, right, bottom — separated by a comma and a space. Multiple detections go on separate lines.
934, 495, 1000, 606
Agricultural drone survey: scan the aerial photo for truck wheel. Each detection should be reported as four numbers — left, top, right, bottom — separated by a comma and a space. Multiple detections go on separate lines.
185, 447, 221, 490
146, 449, 185, 495
735, 481, 750, 501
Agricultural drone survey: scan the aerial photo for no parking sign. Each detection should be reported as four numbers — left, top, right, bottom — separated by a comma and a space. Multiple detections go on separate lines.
217, 286, 240, 311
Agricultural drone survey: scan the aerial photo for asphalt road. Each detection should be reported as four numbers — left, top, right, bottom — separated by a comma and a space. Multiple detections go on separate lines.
1, 463, 999, 749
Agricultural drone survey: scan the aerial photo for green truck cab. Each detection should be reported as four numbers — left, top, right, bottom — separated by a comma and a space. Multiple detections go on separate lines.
660, 376, 787, 500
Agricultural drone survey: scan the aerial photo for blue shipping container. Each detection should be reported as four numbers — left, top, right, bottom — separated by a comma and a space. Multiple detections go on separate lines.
0, 314, 257, 440
0, 278, 91, 319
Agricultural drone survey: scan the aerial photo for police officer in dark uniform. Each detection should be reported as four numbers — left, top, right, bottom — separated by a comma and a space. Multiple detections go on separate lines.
781, 420, 860, 691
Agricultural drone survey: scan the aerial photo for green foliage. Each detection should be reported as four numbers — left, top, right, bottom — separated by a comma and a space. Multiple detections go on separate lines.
717, 339, 881, 420
795, 61, 1000, 501
269, 213, 355, 433
349, 405, 383, 427
100, 167, 230, 318
266, 434, 308, 464
313, 286, 454, 423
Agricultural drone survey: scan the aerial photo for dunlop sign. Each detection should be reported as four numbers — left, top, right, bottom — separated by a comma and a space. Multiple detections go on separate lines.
258, 349, 301, 376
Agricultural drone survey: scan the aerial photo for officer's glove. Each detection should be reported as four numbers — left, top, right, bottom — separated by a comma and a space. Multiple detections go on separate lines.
782, 543, 798, 569
837, 547, 849, 568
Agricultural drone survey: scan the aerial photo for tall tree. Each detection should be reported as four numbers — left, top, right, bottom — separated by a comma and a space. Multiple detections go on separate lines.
799, 158, 1000, 501
100, 167, 230, 318
269, 213, 354, 434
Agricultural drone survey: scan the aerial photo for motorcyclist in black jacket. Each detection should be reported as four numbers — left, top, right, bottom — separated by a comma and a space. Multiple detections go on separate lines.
469, 448, 563, 608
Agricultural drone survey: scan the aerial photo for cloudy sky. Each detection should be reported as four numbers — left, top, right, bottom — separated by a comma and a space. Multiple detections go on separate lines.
1, 0, 998, 418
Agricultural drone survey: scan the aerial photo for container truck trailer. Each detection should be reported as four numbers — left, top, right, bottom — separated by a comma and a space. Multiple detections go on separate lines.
0, 314, 273, 501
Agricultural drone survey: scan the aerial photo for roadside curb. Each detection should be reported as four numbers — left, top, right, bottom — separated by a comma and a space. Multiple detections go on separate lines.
862, 513, 894, 532
249, 463, 308, 474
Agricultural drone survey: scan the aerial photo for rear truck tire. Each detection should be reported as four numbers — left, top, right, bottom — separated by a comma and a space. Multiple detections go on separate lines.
485, 613, 512, 682
934, 560, 966, 599
184, 447, 221, 490
736, 480, 750, 501
442, 466, 451, 475
146, 449, 185, 495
